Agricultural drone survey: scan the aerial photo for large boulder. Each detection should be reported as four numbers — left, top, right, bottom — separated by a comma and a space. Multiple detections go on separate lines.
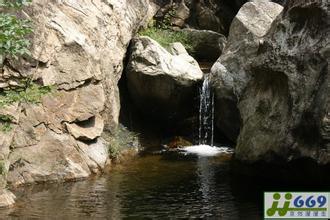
8, 129, 110, 187
181, 28, 227, 62
126, 36, 203, 122
236, 0, 330, 164
0, 0, 152, 206
8, 131, 91, 187
211, 1, 283, 141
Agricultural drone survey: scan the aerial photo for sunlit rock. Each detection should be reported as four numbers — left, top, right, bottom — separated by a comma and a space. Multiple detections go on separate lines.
126, 36, 203, 122
8, 131, 91, 187
211, 0, 283, 141
66, 116, 104, 141
0, 190, 15, 208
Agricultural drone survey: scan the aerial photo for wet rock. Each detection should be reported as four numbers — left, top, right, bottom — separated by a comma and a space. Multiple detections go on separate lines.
126, 36, 203, 122
236, 0, 330, 164
166, 136, 193, 149
211, 0, 283, 141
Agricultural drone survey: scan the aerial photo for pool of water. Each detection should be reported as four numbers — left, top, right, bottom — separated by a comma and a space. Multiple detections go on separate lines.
0, 151, 265, 219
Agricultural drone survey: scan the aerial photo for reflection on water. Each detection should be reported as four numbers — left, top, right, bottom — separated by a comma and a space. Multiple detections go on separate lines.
0, 153, 263, 219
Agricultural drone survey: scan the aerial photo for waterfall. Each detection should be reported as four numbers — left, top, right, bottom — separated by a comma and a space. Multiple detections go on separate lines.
198, 74, 215, 146
182, 73, 234, 155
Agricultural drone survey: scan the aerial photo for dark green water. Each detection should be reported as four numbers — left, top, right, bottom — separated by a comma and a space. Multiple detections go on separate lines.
0, 152, 264, 219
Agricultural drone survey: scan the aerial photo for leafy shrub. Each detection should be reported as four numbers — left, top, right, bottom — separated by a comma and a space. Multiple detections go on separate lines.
105, 125, 139, 159
139, 27, 194, 52
0, 0, 32, 58
157, 8, 176, 30
0, 114, 13, 132
0, 82, 53, 131
0, 0, 31, 8
0, 83, 53, 107
138, 6, 194, 52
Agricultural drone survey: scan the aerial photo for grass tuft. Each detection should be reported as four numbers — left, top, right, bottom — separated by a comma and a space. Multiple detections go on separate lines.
105, 125, 139, 159
0, 83, 53, 107
0, 114, 14, 133
139, 27, 194, 53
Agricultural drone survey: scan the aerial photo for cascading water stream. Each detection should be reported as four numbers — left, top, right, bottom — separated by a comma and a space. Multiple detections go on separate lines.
181, 72, 233, 156
198, 74, 215, 146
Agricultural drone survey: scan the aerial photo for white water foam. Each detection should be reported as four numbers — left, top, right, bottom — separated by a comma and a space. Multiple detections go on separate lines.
181, 145, 233, 157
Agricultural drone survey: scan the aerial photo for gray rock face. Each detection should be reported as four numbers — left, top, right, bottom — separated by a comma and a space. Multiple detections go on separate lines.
236, 0, 330, 163
152, 0, 287, 35
126, 36, 203, 121
181, 29, 227, 61
211, 1, 283, 141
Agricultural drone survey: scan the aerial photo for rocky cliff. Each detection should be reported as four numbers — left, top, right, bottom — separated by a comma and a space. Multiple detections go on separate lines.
211, 1, 283, 141
234, 0, 329, 164
152, 0, 287, 35
0, 0, 151, 206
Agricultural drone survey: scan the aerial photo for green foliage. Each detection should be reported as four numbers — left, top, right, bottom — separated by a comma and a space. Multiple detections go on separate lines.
0, 0, 32, 58
0, 82, 52, 132
0, 83, 53, 107
139, 7, 194, 52
0, 114, 13, 132
139, 26, 194, 52
108, 141, 120, 159
0, 0, 31, 8
157, 8, 176, 30
106, 125, 139, 159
